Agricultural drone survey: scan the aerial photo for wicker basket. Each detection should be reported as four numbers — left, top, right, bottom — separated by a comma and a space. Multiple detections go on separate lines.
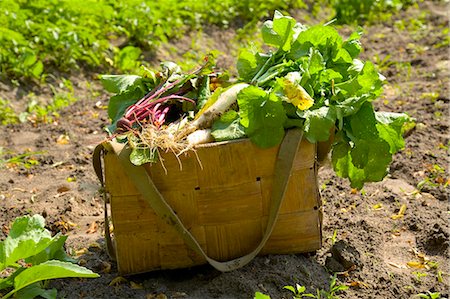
93, 129, 323, 275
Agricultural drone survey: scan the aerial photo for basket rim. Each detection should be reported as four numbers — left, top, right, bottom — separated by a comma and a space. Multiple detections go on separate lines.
194, 137, 250, 149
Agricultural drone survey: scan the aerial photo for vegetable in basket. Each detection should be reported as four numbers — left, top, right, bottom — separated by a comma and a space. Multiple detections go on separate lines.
100, 11, 411, 189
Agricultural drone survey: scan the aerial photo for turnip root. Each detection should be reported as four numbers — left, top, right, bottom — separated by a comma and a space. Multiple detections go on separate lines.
171, 83, 249, 143
190, 83, 249, 130
187, 129, 213, 146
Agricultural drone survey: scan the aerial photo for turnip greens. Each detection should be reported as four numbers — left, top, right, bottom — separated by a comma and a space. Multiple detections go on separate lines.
101, 11, 410, 189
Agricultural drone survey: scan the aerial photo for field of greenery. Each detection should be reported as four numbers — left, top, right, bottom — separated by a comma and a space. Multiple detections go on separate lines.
0, 0, 418, 88
1, 0, 419, 78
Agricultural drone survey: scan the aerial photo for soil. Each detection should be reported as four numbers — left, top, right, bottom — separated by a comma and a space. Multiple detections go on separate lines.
0, 1, 449, 298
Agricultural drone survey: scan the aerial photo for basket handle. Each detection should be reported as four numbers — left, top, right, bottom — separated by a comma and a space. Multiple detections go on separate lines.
93, 128, 303, 272
93, 143, 117, 261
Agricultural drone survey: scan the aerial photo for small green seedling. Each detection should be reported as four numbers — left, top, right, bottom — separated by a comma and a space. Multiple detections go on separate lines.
417, 291, 442, 299
254, 292, 271, 299
282, 275, 348, 299
413, 272, 428, 284
0, 148, 45, 169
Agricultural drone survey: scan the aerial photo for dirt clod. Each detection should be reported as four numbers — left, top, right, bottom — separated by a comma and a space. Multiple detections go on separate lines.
329, 240, 361, 271
418, 223, 450, 255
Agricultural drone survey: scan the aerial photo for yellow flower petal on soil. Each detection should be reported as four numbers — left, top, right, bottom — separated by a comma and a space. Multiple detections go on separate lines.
283, 79, 314, 111
391, 204, 407, 220
407, 261, 426, 269
75, 247, 88, 256
372, 203, 383, 210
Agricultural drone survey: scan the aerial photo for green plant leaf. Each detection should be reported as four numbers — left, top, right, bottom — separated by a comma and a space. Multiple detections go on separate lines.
331, 103, 394, 188
343, 29, 363, 59
261, 10, 302, 52
332, 105, 393, 189
357, 61, 383, 96
296, 284, 306, 293
15, 283, 57, 299
22, 52, 37, 68
308, 49, 325, 75
196, 76, 210, 111
0, 215, 54, 271
333, 48, 353, 64
211, 110, 246, 141
345, 102, 379, 140
320, 68, 344, 83
375, 126, 405, 154
116, 46, 142, 71
129, 146, 158, 166
238, 86, 286, 148
283, 285, 295, 293
11, 260, 99, 297
0, 28, 26, 43
100, 75, 144, 94
0, 268, 24, 291
300, 106, 337, 143
30, 61, 44, 78
289, 25, 342, 61
107, 88, 146, 132
375, 111, 411, 154
237, 50, 269, 82
350, 138, 391, 172
26, 235, 76, 265
254, 292, 271, 299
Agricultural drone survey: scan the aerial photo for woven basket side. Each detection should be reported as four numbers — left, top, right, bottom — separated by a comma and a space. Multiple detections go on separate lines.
104, 137, 322, 273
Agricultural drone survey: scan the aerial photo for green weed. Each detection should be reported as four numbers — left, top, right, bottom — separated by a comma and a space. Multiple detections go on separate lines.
434, 27, 449, 49
0, 99, 19, 125
330, 229, 338, 245
416, 291, 442, 299
417, 163, 448, 191
372, 54, 395, 72
330, 0, 418, 24
0, 77, 78, 126
22, 90, 77, 124
0, 0, 307, 81
420, 92, 440, 102
0, 147, 44, 169
255, 275, 348, 299
412, 271, 428, 284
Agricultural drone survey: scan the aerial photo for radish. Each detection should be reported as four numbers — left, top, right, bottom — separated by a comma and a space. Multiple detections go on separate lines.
168, 82, 249, 144
189, 83, 249, 130
140, 83, 249, 152
186, 129, 213, 146
115, 56, 213, 133
110, 60, 249, 158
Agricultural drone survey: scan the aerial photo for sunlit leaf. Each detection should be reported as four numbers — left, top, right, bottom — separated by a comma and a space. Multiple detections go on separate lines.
13, 260, 99, 295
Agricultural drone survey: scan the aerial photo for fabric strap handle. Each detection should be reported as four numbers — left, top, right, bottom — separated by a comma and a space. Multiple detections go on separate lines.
93, 128, 303, 272
93, 143, 117, 261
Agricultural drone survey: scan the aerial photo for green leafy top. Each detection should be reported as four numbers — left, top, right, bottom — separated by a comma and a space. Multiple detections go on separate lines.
100, 57, 217, 135
100, 73, 156, 133
229, 11, 411, 188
